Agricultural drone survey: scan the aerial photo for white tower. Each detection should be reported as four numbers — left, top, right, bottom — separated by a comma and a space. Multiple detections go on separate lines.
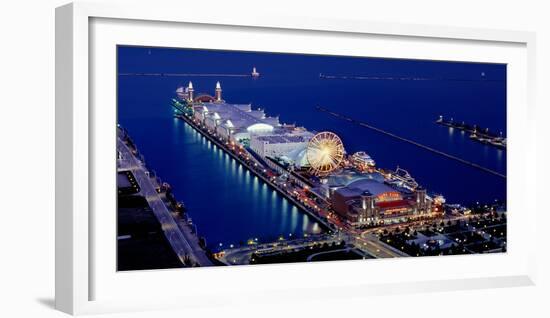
215, 81, 222, 102
187, 81, 194, 102
251, 66, 260, 78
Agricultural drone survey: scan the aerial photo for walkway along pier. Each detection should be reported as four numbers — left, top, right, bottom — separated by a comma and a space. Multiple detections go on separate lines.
316, 106, 506, 179
118, 130, 214, 267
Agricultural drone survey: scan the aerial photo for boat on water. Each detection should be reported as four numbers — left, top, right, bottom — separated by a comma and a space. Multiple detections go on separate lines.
351, 151, 376, 168
176, 86, 189, 100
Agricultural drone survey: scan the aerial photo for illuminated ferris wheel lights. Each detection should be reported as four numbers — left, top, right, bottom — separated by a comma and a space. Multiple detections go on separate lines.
306, 131, 345, 176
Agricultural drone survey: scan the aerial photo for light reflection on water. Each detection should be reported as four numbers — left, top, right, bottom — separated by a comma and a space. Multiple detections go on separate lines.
170, 121, 323, 247
120, 47, 506, 212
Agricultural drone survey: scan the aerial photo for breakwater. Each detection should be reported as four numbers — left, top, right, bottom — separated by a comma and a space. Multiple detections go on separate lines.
119, 72, 252, 78
316, 106, 506, 179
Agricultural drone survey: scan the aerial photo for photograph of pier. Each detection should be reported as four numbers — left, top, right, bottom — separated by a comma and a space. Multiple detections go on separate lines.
116, 46, 506, 270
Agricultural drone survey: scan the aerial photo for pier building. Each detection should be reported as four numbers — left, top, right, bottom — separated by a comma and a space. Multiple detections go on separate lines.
330, 178, 432, 226
190, 82, 323, 159
279, 147, 310, 169
188, 83, 339, 171
318, 169, 385, 198
249, 131, 314, 158
194, 94, 217, 103
183, 83, 434, 228
191, 83, 281, 144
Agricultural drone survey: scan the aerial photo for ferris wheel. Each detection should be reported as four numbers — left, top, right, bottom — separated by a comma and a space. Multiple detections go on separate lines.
306, 131, 345, 176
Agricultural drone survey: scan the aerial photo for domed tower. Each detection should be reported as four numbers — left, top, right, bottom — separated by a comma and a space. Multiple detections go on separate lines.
215, 81, 222, 102
187, 81, 194, 102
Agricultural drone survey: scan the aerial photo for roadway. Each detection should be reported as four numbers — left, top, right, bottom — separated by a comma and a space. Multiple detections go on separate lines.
218, 235, 342, 265
305, 247, 370, 262
117, 136, 213, 267
355, 231, 410, 258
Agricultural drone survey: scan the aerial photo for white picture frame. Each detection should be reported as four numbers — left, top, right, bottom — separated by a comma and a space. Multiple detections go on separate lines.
55, 1, 537, 315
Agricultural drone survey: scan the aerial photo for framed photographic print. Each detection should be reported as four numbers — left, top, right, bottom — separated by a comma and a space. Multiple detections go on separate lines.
56, 2, 537, 315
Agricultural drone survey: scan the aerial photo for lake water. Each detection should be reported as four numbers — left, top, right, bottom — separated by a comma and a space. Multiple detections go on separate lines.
117, 46, 506, 247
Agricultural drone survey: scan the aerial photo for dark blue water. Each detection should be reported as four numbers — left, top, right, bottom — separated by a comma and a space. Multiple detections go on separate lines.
118, 46, 506, 247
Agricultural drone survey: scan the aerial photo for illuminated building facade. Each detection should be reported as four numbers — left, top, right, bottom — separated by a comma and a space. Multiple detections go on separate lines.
331, 179, 432, 226
190, 83, 280, 144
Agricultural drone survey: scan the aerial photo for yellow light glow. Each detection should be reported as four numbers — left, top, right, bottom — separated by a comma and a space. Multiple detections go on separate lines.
306, 131, 345, 176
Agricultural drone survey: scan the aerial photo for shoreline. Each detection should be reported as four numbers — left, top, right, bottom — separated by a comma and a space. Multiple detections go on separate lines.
117, 127, 215, 267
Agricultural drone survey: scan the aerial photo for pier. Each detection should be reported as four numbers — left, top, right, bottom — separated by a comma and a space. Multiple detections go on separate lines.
174, 110, 335, 232
316, 106, 506, 179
